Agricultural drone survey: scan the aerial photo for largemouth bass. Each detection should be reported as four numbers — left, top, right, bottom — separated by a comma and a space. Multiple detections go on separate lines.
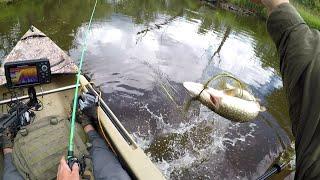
183, 82, 265, 122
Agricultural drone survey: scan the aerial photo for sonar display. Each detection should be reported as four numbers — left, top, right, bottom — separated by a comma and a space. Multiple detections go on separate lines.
10, 66, 39, 86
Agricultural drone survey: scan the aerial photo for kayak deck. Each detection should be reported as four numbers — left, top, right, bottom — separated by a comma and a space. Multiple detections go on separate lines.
0, 25, 164, 179
0, 74, 165, 179
0, 75, 76, 122
0, 74, 76, 179
0, 26, 78, 86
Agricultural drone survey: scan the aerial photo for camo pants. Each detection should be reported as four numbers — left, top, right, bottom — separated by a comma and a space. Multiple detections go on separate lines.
3, 130, 130, 180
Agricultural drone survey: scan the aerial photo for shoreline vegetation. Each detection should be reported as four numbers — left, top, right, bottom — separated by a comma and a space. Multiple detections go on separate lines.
204, 0, 320, 29
0, 0, 12, 3
1, 0, 319, 29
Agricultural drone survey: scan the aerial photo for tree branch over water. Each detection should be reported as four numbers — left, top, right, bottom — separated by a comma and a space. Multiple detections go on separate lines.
210, 26, 231, 63
136, 11, 183, 43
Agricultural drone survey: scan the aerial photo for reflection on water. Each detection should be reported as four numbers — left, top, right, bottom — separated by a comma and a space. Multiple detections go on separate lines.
0, 0, 292, 179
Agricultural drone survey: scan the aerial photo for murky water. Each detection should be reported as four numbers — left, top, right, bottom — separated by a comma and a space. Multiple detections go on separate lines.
0, 0, 293, 179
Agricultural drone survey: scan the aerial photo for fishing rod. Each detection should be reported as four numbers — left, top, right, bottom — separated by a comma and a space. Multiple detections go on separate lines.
257, 163, 287, 180
67, 0, 98, 172
257, 141, 295, 179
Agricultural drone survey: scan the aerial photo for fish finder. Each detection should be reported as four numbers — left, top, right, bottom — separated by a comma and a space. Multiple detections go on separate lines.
4, 58, 51, 88
0, 59, 51, 134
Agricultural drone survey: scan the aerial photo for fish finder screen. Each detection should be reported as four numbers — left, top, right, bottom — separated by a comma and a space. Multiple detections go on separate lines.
9, 66, 39, 86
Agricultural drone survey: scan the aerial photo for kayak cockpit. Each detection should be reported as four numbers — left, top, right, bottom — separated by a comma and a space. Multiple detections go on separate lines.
0, 26, 165, 179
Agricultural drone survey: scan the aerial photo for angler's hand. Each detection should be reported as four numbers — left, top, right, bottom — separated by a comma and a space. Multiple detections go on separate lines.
251, 0, 289, 14
79, 91, 98, 110
57, 157, 80, 180
75, 91, 99, 127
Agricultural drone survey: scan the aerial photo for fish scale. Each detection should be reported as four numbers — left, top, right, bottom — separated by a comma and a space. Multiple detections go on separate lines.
183, 82, 263, 122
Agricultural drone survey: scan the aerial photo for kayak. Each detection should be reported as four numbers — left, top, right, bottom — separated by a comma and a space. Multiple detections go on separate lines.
0, 26, 165, 179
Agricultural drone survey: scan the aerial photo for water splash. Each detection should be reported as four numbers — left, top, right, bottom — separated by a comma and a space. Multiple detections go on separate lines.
133, 102, 261, 179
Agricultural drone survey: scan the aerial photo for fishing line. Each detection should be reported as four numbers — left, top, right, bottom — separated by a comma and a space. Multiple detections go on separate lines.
196, 73, 244, 99
68, 0, 98, 160
203, 73, 244, 90
202, 72, 245, 99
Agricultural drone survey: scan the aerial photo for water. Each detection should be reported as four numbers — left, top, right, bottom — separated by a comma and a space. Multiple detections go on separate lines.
0, 0, 293, 179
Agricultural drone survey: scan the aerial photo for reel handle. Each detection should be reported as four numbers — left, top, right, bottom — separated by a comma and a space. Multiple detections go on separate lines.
67, 156, 86, 175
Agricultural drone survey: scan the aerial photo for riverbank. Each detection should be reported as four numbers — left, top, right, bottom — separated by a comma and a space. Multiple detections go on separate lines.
0, 0, 13, 3
233, 0, 320, 29
211, 0, 320, 29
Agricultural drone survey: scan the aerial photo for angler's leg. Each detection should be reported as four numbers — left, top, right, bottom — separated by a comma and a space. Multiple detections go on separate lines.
2, 126, 23, 180
3, 150, 23, 180
86, 128, 131, 180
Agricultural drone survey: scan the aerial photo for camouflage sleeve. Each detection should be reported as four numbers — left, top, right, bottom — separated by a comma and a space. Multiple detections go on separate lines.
3, 153, 23, 180
267, 3, 320, 179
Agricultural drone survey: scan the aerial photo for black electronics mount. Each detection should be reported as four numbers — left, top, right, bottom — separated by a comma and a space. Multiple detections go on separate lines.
0, 59, 52, 135
0, 86, 39, 134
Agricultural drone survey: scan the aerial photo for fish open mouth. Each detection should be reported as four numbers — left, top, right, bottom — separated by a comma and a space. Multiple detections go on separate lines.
210, 95, 220, 109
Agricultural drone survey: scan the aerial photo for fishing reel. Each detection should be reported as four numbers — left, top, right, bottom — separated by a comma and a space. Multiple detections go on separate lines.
67, 155, 87, 176
6, 101, 34, 136
0, 86, 40, 136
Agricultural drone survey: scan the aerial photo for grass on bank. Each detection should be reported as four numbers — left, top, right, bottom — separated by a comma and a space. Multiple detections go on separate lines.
228, 0, 320, 29
0, 0, 12, 3
295, 0, 320, 12
294, 2, 320, 29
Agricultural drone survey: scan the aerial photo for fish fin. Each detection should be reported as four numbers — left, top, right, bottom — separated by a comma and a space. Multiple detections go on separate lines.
183, 97, 197, 112
223, 89, 236, 97
225, 83, 234, 89
260, 106, 267, 112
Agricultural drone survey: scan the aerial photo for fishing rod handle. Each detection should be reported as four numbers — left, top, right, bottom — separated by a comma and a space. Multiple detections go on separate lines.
67, 156, 86, 175
256, 164, 283, 180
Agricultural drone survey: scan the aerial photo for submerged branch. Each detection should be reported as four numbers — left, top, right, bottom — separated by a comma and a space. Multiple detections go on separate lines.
136, 11, 183, 43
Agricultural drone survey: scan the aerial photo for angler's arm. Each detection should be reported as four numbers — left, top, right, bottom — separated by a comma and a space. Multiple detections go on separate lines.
267, 3, 320, 179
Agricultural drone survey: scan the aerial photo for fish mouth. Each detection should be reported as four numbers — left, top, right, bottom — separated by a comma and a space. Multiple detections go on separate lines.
183, 82, 221, 109
183, 82, 205, 97
210, 94, 220, 109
